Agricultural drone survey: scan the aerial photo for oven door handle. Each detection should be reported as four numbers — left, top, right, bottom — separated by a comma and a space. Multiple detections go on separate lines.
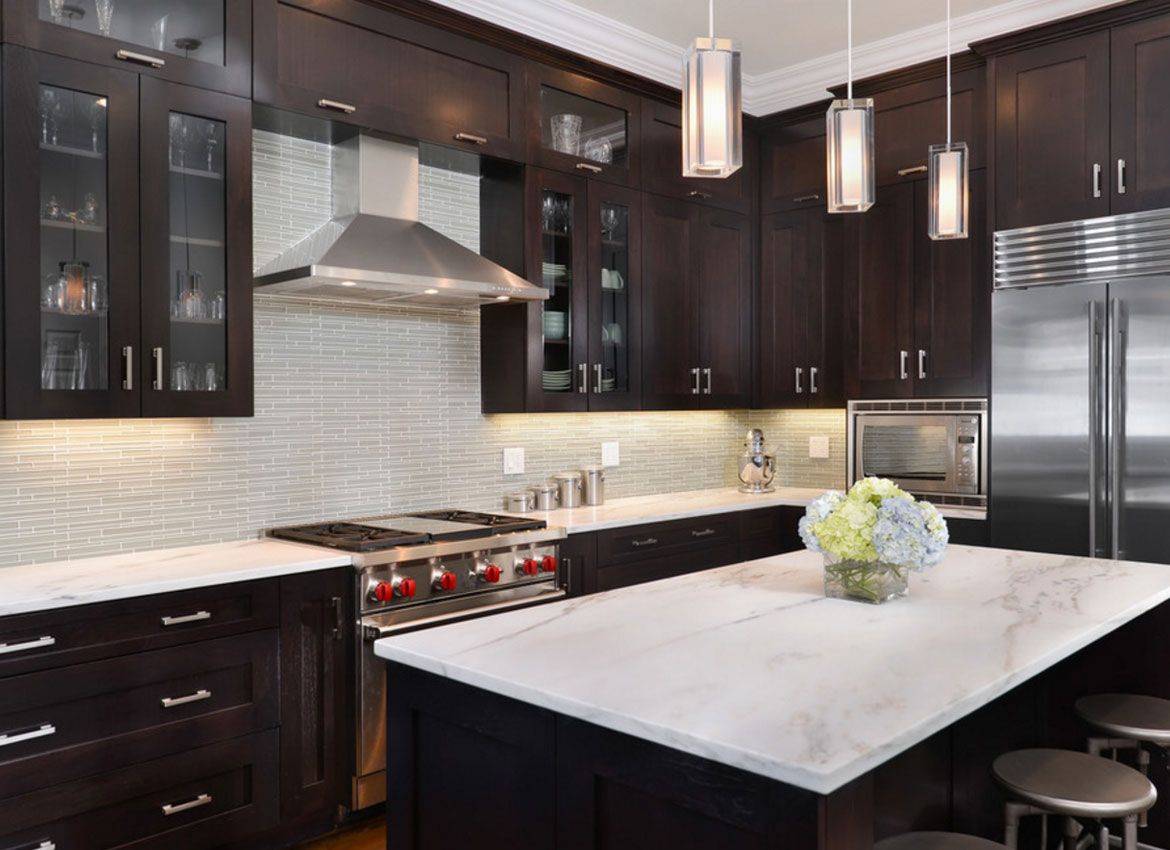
363, 589, 567, 640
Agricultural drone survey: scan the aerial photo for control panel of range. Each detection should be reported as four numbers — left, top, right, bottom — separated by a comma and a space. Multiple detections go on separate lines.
955, 415, 981, 490
361, 542, 559, 612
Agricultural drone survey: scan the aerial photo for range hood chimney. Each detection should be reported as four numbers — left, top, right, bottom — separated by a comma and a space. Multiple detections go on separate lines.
254, 135, 545, 308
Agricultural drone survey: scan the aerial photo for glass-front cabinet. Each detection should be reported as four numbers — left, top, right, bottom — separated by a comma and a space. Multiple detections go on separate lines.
2, 48, 251, 419
587, 183, 641, 410
6, 1, 251, 96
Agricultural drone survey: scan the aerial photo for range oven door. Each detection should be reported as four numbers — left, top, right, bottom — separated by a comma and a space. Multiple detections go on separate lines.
854, 414, 967, 495
355, 582, 565, 811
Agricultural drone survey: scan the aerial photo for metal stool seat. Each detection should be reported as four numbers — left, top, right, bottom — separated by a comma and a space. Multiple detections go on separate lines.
875, 832, 1009, 849
1076, 693, 1170, 745
993, 748, 1156, 850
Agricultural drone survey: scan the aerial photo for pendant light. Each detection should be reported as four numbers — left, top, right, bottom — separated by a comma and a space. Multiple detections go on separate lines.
682, 0, 742, 178
927, 0, 969, 240
826, 0, 875, 213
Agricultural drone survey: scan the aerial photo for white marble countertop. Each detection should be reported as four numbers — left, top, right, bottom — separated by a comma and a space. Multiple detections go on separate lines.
376, 545, 1170, 795
519, 485, 985, 534
0, 539, 352, 617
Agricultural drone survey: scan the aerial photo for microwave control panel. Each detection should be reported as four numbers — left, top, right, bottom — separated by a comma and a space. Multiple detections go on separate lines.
956, 416, 981, 488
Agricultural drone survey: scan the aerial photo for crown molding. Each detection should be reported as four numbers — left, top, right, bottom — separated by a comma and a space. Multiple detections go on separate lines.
427, 0, 1123, 117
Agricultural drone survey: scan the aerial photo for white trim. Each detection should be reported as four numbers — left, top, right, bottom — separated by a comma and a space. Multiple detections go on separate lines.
427, 0, 1123, 115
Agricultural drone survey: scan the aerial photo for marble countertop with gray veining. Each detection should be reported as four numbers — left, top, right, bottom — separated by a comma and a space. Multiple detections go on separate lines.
375, 546, 1170, 794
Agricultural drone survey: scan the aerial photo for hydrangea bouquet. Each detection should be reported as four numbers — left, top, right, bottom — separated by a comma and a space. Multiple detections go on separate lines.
799, 477, 949, 603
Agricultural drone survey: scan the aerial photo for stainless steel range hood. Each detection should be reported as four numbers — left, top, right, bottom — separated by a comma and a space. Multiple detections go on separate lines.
254, 135, 545, 308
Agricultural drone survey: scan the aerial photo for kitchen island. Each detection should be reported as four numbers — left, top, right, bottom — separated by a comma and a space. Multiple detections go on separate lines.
375, 546, 1170, 848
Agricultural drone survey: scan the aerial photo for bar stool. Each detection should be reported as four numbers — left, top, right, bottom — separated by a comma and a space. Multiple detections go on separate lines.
992, 748, 1156, 850
1076, 693, 1170, 830
875, 832, 1010, 849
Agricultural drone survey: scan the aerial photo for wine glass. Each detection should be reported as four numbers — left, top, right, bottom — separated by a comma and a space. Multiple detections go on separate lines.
94, 0, 115, 38
40, 88, 58, 145
203, 122, 219, 172
168, 114, 188, 167
85, 96, 105, 152
600, 207, 620, 240
47, 0, 66, 25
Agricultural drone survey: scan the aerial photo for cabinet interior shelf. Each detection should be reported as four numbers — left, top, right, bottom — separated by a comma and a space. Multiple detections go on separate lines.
541, 230, 572, 239
42, 218, 105, 233
169, 235, 225, 248
41, 307, 107, 318
40, 142, 104, 160
542, 338, 569, 345
170, 165, 224, 180
171, 316, 225, 326
601, 240, 626, 248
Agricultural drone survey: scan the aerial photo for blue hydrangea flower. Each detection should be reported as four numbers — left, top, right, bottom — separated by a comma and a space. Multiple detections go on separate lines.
871, 496, 948, 572
798, 490, 845, 554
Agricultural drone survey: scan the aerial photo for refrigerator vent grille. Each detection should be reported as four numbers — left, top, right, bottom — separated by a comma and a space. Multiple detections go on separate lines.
995, 207, 1170, 289
849, 399, 987, 414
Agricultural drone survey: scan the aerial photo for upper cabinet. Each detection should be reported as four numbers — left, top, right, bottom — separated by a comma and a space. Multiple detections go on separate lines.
3, 1, 251, 97
982, 9, 1170, 229
252, 0, 526, 162
526, 64, 641, 187
760, 118, 826, 214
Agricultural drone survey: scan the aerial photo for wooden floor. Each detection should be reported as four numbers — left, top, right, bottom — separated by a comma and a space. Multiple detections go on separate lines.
289, 816, 384, 850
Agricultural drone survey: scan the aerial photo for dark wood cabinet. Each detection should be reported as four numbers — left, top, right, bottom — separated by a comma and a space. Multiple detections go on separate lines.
641, 195, 751, 410
1110, 14, 1170, 214
252, 0, 525, 162
3, 0, 252, 98
560, 531, 597, 597
760, 118, 826, 214
739, 506, 804, 562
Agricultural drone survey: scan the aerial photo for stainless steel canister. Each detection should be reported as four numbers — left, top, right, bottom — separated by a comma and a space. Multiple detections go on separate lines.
581, 465, 605, 506
553, 472, 583, 509
532, 483, 559, 511
505, 491, 535, 513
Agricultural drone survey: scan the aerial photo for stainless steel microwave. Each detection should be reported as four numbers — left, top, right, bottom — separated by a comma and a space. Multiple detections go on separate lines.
847, 399, 987, 506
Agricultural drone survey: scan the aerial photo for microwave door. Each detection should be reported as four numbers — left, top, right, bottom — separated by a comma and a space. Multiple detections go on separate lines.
856, 416, 957, 494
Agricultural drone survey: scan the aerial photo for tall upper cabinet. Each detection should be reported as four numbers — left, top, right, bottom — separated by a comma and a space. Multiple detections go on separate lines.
977, 7, 1170, 229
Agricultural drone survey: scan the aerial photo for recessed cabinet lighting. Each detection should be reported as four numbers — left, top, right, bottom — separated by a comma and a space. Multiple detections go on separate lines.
424, 288, 439, 295
341, 280, 356, 287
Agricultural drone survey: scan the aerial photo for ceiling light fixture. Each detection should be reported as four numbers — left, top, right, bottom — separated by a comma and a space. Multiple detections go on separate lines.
681, 0, 742, 179
928, 0, 969, 240
826, 0, 875, 213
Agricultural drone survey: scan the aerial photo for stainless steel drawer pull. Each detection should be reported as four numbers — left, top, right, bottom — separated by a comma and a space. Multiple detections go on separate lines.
795, 367, 804, 394
122, 346, 133, 391
317, 98, 356, 114
0, 724, 56, 748
691, 367, 701, 395
810, 366, 819, 394
900, 350, 910, 381
594, 363, 602, 394
577, 363, 587, 394
918, 349, 927, 380
575, 162, 603, 174
161, 689, 211, 709
630, 538, 659, 547
703, 367, 712, 395
152, 347, 164, 391
0, 635, 55, 656
897, 165, 928, 177
454, 132, 488, 145
160, 610, 211, 627
116, 49, 165, 68
161, 793, 212, 817
1118, 158, 1127, 195
793, 193, 821, 203
688, 190, 713, 200
1093, 163, 1103, 198
691, 528, 716, 538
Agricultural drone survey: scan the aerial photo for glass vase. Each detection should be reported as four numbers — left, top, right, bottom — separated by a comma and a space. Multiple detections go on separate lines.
823, 556, 909, 604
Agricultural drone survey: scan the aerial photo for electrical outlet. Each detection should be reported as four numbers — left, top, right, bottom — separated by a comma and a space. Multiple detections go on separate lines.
808, 436, 830, 460
601, 441, 620, 467
503, 447, 525, 475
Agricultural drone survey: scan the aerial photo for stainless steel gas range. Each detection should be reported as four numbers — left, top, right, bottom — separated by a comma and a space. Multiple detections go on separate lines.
269, 510, 567, 811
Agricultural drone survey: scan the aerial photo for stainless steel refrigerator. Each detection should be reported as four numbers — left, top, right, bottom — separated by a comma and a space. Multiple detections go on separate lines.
990, 209, 1170, 563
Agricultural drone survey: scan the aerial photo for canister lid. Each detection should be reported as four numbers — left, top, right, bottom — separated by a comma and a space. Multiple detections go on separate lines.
508, 491, 534, 500
532, 483, 558, 494
580, 464, 605, 473
553, 471, 582, 480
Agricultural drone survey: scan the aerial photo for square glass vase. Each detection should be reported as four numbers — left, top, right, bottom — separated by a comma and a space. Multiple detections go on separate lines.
823, 556, 909, 604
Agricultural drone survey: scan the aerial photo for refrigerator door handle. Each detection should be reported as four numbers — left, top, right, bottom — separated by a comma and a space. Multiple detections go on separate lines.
1110, 297, 1125, 560
1088, 301, 1100, 557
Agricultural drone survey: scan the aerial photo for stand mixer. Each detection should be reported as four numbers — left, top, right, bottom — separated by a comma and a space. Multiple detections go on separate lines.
737, 428, 776, 494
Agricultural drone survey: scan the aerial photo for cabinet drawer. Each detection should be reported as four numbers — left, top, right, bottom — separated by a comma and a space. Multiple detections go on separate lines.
598, 515, 738, 566
0, 580, 278, 678
595, 546, 739, 593
738, 506, 803, 562
0, 730, 278, 850
0, 630, 279, 800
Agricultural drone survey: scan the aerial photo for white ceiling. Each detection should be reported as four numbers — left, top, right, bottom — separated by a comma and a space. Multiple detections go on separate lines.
430, 0, 1119, 114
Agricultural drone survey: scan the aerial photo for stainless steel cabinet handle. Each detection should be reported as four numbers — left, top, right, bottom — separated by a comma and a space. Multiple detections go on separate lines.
160, 689, 211, 709
1111, 297, 1125, 560
897, 165, 928, 177
691, 367, 700, 395
0, 635, 55, 656
0, 724, 55, 748
122, 346, 134, 391
703, 367, 712, 395
454, 132, 488, 145
152, 347, 164, 391
594, 363, 602, 394
630, 538, 658, 547
116, 49, 165, 68
331, 596, 343, 640
161, 793, 212, 817
795, 367, 804, 394
577, 363, 587, 394
691, 528, 716, 538
810, 366, 819, 395
918, 349, 927, 380
1093, 163, 1103, 198
1088, 301, 1101, 557
688, 190, 713, 200
160, 610, 211, 627
1117, 159, 1127, 195
575, 162, 603, 174
317, 98, 356, 114
900, 350, 909, 380
4, 841, 55, 850
793, 194, 821, 203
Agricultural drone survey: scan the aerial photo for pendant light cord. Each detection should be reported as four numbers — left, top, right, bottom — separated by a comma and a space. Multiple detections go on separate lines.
708, 0, 714, 39
946, 0, 952, 146
846, 0, 853, 101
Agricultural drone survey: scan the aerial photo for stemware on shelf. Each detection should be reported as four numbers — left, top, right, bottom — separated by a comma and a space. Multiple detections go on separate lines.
203, 122, 219, 171
47, 0, 66, 24
550, 114, 582, 156
94, 0, 115, 38
150, 14, 169, 51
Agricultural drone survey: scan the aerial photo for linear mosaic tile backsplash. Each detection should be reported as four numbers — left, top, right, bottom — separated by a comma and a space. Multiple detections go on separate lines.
0, 132, 846, 567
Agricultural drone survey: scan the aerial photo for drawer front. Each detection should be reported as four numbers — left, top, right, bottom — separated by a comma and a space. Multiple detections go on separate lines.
738, 506, 803, 562
0, 731, 278, 850
0, 580, 278, 678
599, 514, 738, 566
595, 546, 739, 593
0, 631, 279, 800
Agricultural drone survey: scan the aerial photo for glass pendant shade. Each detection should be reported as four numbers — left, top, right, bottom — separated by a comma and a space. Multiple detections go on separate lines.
826, 98, 875, 213
682, 37, 743, 178
928, 142, 969, 240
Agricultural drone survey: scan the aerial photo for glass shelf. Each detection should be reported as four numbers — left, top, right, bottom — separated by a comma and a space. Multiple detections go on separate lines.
40, 142, 104, 159
42, 218, 105, 233
170, 235, 224, 248
169, 165, 223, 181
539, 86, 628, 169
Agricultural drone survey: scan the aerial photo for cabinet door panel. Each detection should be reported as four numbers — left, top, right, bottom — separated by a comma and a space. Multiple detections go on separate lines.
641, 196, 700, 409
761, 129, 826, 214
811, 216, 846, 408
1111, 16, 1170, 214
993, 33, 1110, 229
759, 210, 814, 408
587, 183, 642, 410
698, 209, 752, 408
641, 99, 750, 213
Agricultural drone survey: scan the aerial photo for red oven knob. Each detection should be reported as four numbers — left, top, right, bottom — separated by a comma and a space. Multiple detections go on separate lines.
477, 564, 501, 583
519, 558, 539, 576
541, 555, 557, 573
436, 572, 457, 592
374, 577, 416, 601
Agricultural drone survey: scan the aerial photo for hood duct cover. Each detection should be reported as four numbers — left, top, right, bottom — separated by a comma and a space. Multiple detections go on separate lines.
254, 135, 545, 308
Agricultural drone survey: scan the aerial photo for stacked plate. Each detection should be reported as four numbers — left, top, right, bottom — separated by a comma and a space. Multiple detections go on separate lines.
543, 311, 567, 340
542, 262, 568, 281
542, 369, 572, 391
600, 378, 617, 392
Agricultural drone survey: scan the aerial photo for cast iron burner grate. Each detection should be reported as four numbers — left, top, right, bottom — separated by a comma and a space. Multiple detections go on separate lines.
404, 510, 547, 533
270, 523, 431, 552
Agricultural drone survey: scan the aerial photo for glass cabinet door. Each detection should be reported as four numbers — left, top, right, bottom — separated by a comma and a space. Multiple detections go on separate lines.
3, 49, 141, 419
140, 78, 252, 417
588, 185, 641, 410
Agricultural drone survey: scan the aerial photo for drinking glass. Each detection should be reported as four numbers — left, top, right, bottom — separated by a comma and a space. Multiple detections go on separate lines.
47, 0, 66, 24
150, 15, 168, 51
600, 207, 620, 240
41, 341, 61, 390
62, 262, 89, 315
203, 122, 219, 172
40, 88, 58, 146
203, 363, 219, 392
42, 195, 63, 221
550, 114, 582, 156
94, 0, 115, 38
181, 271, 204, 319
42, 266, 66, 311
172, 361, 190, 391
168, 114, 188, 167
85, 97, 105, 153
80, 192, 99, 225
211, 291, 226, 321
86, 275, 107, 313
74, 341, 91, 390
584, 137, 613, 164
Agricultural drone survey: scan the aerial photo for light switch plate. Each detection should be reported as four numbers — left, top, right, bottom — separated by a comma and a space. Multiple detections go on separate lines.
503, 447, 525, 475
809, 436, 831, 459
601, 441, 620, 467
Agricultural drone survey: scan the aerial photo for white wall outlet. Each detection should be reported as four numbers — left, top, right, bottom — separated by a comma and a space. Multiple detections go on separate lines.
503, 447, 525, 475
808, 436, 831, 460
601, 441, 620, 467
